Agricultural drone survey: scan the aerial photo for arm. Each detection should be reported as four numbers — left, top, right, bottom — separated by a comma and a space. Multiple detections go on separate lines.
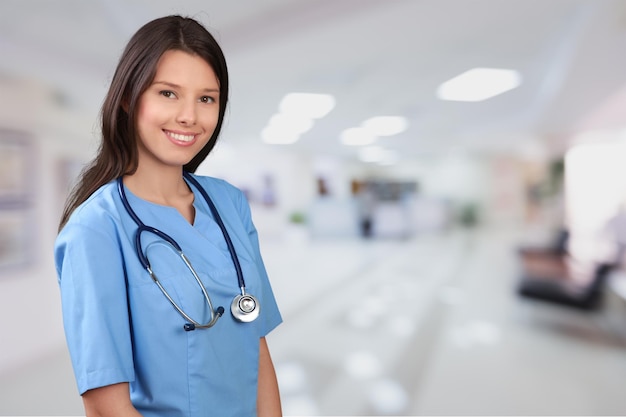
257, 337, 282, 417
82, 383, 143, 417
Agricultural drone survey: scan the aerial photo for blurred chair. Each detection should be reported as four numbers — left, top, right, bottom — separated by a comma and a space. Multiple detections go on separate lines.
517, 261, 614, 310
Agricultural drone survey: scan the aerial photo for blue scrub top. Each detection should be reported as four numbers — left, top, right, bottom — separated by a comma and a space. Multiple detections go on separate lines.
55, 174, 282, 417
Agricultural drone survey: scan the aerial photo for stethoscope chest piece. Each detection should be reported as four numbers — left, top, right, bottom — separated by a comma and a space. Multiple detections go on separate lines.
231, 292, 260, 322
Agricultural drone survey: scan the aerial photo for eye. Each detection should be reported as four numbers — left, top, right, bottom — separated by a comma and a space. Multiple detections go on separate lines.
199, 96, 216, 104
159, 90, 176, 99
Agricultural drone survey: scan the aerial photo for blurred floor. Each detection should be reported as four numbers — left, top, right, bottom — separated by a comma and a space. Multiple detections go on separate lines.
1, 226, 625, 416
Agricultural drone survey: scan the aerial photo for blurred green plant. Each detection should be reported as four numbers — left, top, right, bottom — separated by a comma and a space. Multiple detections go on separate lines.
459, 203, 479, 227
289, 211, 307, 224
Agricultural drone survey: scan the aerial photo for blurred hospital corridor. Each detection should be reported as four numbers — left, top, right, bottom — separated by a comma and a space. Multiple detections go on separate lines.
2, 225, 626, 415
267, 226, 626, 415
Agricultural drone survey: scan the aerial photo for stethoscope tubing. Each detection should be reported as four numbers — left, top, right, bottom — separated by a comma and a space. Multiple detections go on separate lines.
182, 172, 246, 291
146, 240, 224, 330
116, 172, 255, 330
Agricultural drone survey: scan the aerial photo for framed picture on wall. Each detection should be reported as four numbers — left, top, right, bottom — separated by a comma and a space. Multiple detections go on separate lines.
0, 130, 34, 272
0, 209, 31, 269
0, 130, 31, 203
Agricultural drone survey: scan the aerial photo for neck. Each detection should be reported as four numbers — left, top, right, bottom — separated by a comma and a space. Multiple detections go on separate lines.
123, 164, 191, 206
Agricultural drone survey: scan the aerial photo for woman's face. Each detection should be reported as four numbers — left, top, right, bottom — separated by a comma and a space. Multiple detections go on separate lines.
135, 49, 220, 171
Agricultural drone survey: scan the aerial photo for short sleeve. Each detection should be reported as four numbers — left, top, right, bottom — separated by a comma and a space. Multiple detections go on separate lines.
55, 223, 135, 394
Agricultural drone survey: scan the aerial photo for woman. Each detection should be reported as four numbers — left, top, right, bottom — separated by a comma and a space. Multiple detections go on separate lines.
55, 15, 282, 417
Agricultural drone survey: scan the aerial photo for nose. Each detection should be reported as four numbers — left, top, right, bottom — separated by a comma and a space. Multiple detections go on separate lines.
176, 99, 197, 126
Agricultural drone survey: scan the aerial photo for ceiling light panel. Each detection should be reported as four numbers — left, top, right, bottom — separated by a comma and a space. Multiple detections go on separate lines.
436, 67, 522, 102
362, 116, 408, 136
262, 92, 335, 145
340, 127, 377, 146
261, 126, 300, 144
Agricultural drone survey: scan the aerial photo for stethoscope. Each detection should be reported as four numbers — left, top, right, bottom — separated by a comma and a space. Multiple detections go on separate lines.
117, 171, 260, 331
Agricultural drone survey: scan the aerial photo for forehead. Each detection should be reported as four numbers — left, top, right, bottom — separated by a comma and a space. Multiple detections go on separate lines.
153, 49, 218, 87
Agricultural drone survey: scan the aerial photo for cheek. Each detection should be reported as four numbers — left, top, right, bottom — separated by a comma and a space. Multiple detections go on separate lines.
136, 101, 162, 131
136, 106, 169, 148
201, 108, 220, 132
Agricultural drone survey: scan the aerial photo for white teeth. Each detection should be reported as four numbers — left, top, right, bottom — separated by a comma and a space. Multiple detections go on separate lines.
167, 131, 195, 142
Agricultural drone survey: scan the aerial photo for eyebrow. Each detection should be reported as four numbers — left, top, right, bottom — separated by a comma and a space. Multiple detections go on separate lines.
153, 80, 219, 93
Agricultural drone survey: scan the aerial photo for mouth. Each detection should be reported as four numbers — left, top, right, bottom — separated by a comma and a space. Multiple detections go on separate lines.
164, 130, 197, 144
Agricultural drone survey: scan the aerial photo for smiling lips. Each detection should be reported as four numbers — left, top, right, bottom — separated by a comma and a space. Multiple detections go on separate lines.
165, 130, 197, 145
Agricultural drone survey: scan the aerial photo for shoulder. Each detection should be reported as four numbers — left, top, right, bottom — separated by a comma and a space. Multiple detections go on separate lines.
55, 180, 126, 274
59, 181, 122, 239
188, 173, 253, 224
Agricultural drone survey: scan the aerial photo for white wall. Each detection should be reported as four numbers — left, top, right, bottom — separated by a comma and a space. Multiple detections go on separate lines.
0, 78, 94, 374
565, 137, 626, 263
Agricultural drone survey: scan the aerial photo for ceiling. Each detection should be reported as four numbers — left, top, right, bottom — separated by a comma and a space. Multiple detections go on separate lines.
2, 0, 626, 163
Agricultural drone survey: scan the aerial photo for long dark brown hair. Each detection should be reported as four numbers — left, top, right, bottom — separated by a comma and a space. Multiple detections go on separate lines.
58, 15, 229, 231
